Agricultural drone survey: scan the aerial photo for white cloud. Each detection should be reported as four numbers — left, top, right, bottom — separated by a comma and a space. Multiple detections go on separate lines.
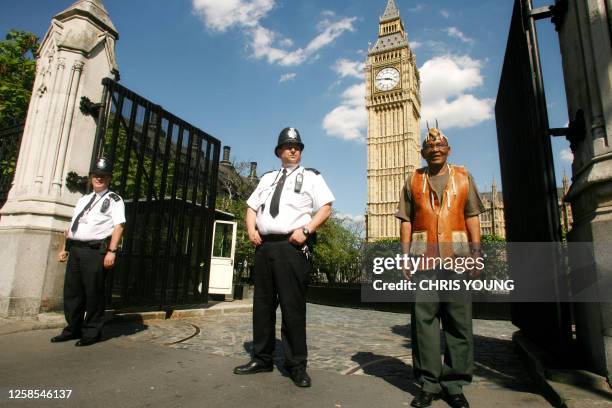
192, 0, 274, 32
420, 55, 494, 129
560, 148, 574, 163
279, 73, 296, 83
192, 1, 355, 67
323, 83, 367, 141
333, 58, 365, 79
440, 10, 450, 18
445, 27, 474, 44
409, 40, 422, 49
408, 4, 425, 12
336, 212, 365, 224
305, 17, 357, 54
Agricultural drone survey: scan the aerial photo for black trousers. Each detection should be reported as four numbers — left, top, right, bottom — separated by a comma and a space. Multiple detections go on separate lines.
61, 246, 107, 340
252, 240, 311, 370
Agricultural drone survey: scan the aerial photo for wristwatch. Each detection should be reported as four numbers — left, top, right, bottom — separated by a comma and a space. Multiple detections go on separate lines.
107, 248, 117, 253
302, 227, 310, 237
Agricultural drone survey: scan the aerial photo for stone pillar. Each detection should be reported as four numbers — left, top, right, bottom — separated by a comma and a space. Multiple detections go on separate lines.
557, 0, 612, 382
0, 0, 118, 317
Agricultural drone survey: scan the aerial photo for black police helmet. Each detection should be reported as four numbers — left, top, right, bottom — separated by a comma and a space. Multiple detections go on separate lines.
275, 127, 304, 157
90, 156, 113, 176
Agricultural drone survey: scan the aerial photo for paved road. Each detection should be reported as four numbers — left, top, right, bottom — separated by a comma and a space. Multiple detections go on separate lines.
0, 304, 552, 407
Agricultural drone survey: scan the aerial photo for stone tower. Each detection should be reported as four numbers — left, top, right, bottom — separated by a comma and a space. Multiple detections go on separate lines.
365, 0, 421, 241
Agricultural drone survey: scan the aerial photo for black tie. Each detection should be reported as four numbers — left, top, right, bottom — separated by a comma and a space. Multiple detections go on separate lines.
70, 194, 97, 233
269, 169, 287, 218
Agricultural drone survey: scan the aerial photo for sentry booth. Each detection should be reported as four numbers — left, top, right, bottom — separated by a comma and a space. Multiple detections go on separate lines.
208, 210, 237, 297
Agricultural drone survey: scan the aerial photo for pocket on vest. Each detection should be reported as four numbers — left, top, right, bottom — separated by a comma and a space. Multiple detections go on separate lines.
452, 231, 470, 257
410, 231, 427, 255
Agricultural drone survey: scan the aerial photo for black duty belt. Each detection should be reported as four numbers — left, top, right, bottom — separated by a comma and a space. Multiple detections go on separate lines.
67, 239, 108, 249
261, 234, 291, 242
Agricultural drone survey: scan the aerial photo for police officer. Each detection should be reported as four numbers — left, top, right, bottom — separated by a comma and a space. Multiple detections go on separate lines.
233, 127, 334, 387
51, 157, 125, 346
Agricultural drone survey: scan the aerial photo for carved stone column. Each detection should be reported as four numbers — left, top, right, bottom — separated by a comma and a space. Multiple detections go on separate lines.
558, 0, 612, 383
0, 0, 119, 316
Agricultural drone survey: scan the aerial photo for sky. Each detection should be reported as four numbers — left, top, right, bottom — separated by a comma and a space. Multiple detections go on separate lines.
1, 0, 573, 221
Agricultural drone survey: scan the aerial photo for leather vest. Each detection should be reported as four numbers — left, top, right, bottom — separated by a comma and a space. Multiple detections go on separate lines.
409, 164, 470, 260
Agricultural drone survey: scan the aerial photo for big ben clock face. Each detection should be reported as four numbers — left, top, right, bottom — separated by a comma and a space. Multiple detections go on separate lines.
374, 67, 400, 91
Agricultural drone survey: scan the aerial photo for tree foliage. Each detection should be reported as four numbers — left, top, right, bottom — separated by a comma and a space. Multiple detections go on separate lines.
0, 30, 39, 128
312, 213, 364, 284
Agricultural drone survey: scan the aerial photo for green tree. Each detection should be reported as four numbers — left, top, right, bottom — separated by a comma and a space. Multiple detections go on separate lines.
0, 30, 39, 128
215, 161, 258, 282
313, 213, 364, 284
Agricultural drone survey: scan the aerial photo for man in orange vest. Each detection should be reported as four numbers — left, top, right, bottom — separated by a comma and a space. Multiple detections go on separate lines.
396, 127, 485, 408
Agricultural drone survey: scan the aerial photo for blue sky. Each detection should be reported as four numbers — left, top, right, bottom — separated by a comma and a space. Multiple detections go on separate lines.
1, 0, 573, 220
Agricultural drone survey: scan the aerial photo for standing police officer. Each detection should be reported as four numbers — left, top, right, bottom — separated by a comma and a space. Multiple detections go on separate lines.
234, 127, 334, 387
51, 157, 125, 346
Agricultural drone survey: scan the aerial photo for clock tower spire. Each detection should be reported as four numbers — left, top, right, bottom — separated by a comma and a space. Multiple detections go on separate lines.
365, 0, 421, 241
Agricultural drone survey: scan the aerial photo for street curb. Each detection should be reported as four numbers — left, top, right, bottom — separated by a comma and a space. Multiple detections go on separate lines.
170, 301, 253, 319
513, 332, 612, 408
0, 302, 253, 336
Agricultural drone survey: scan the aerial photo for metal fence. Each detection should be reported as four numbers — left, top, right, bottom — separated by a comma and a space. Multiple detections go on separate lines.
0, 123, 25, 208
93, 78, 221, 310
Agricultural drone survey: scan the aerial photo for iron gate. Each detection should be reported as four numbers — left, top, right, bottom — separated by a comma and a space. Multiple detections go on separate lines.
495, 0, 571, 346
92, 78, 221, 309
0, 123, 25, 209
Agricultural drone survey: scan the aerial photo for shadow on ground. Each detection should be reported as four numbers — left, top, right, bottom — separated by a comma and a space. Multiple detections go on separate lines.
99, 317, 148, 343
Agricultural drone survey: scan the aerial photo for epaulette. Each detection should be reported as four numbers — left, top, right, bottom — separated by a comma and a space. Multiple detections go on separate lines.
109, 192, 122, 202
261, 170, 275, 176
304, 168, 320, 175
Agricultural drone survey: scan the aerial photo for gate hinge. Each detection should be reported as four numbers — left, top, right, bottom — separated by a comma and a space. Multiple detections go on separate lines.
548, 109, 586, 152
528, 0, 568, 31
80, 96, 102, 118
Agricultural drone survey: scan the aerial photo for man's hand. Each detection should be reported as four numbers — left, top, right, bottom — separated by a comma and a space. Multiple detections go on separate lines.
289, 228, 307, 246
402, 267, 413, 281
248, 229, 262, 246
104, 252, 116, 269
469, 250, 484, 278
58, 250, 68, 262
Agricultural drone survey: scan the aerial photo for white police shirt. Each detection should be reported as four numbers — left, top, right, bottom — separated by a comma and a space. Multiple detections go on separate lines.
67, 189, 126, 242
246, 165, 335, 235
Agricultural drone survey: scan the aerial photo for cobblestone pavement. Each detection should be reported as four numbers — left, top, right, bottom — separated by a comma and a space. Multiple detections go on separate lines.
122, 303, 536, 393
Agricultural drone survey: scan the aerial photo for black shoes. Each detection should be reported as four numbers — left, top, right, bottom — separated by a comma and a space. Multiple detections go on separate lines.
410, 390, 440, 408
75, 338, 98, 347
233, 360, 310, 388
289, 367, 311, 388
50, 333, 79, 343
447, 393, 470, 408
233, 360, 273, 375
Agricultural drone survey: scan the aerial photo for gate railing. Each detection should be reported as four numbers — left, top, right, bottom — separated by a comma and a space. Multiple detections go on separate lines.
93, 78, 221, 309
0, 123, 25, 209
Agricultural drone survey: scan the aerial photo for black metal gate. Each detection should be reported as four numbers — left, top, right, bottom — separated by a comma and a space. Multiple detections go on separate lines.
0, 123, 25, 209
495, 0, 571, 346
92, 78, 221, 310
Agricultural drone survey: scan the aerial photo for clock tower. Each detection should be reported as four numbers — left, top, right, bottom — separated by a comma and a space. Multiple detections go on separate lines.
365, 0, 421, 241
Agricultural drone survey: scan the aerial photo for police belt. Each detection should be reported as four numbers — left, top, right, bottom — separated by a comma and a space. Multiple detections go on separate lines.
261, 234, 291, 242
67, 238, 109, 249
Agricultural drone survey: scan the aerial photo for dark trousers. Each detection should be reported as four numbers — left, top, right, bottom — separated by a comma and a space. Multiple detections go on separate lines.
252, 240, 311, 370
61, 246, 107, 340
411, 270, 473, 395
